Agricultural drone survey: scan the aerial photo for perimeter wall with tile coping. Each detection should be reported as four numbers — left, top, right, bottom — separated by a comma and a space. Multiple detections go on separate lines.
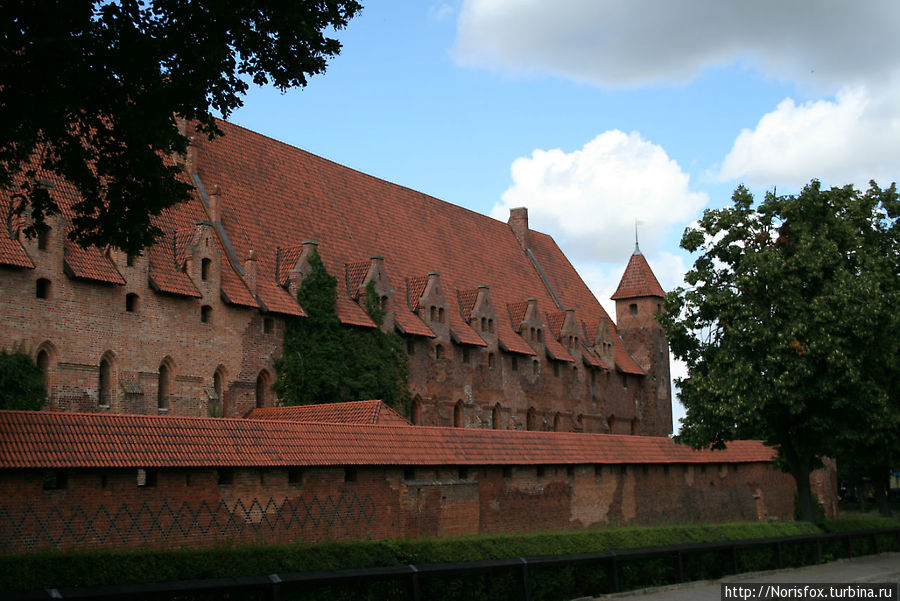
0, 461, 802, 555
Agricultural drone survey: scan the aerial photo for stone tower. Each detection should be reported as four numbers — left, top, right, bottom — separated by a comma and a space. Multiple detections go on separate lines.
611, 244, 673, 435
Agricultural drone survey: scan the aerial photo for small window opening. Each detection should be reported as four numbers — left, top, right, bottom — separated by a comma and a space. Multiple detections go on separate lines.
200, 305, 212, 323
537, 329, 543, 342
137, 468, 157, 488
553, 362, 560, 377
407, 339, 415, 355
126, 253, 135, 267
453, 401, 464, 427
37, 229, 48, 250
435, 344, 443, 360
263, 317, 274, 333
492, 404, 500, 429
157, 361, 171, 410
530, 327, 535, 341
217, 468, 234, 486
462, 347, 470, 363
629, 303, 638, 315
511, 355, 518, 371
488, 319, 494, 333
488, 353, 496, 369
43, 469, 67, 490
201, 258, 211, 281
438, 307, 445, 323
99, 357, 113, 406
526, 407, 537, 431
36, 278, 50, 299
288, 468, 303, 485
533, 360, 539, 375
380, 295, 388, 312
430, 306, 437, 321
125, 293, 138, 313
481, 317, 487, 331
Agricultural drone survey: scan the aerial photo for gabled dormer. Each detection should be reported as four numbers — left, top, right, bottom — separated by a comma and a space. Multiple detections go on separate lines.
509, 297, 546, 350
412, 272, 449, 338
585, 318, 616, 370
277, 240, 319, 299
179, 223, 222, 293
346, 255, 395, 331
460, 285, 497, 343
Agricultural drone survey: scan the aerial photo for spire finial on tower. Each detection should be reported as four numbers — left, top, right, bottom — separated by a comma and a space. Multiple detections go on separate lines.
634, 219, 642, 255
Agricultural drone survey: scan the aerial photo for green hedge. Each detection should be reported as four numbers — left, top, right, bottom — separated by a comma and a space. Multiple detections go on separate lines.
6, 518, 897, 599
3, 521, 821, 593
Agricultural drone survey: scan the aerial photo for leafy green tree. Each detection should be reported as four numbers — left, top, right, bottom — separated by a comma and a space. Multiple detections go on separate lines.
0, 348, 45, 411
1, 0, 361, 255
274, 250, 409, 411
659, 181, 900, 521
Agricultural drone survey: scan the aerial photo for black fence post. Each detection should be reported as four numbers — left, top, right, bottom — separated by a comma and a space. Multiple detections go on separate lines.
814, 537, 822, 564
731, 545, 739, 574
268, 573, 281, 601
408, 564, 421, 601
517, 557, 531, 601
775, 541, 783, 569
609, 553, 619, 593
845, 534, 853, 558
676, 550, 684, 583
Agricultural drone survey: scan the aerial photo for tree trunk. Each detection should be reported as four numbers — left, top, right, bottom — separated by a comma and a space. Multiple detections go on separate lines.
872, 470, 892, 517
792, 466, 816, 522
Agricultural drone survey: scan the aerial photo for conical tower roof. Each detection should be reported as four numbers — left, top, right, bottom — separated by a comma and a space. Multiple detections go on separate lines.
611, 249, 665, 300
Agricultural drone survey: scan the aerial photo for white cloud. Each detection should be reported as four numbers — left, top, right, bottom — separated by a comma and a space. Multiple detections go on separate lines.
490, 130, 707, 264
718, 84, 900, 189
453, 0, 900, 91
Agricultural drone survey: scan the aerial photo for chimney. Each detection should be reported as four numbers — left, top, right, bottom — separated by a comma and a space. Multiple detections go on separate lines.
208, 184, 221, 223
508, 207, 530, 250
244, 249, 257, 293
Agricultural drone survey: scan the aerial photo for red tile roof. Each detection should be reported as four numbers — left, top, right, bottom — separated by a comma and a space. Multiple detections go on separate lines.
544, 332, 575, 363
246, 400, 411, 426
406, 276, 429, 312
393, 305, 435, 337
276, 244, 305, 286
545, 311, 567, 339
147, 234, 201, 298
457, 288, 479, 322
0, 235, 34, 268
345, 260, 369, 299
63, 240, 126, 285
0, 410, 776, 469
220, 266, 260, 309
255, 279, 306, 317
611, 251, 666, 300
449, 307, 487, 347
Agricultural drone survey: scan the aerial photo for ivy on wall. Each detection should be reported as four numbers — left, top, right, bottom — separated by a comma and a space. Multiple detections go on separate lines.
274, 249, 409, 412
0, 346, 44, 410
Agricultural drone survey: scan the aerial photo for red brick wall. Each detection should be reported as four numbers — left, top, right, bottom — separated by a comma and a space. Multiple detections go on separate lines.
0, 461, 797, 555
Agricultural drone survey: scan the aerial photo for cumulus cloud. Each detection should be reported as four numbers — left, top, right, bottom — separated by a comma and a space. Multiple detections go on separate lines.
718, 83, 900, 189
453, 0, 900, 91
490, 130, 707, 264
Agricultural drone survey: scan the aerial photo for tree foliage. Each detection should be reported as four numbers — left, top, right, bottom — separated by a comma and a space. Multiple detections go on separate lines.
0, 347, 45, 411
1, 0, 361, 255
274, 250, 409, 411
659, 181, 900, 521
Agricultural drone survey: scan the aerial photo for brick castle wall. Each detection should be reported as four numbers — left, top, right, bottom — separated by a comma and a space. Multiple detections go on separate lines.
0, 461, 797, 554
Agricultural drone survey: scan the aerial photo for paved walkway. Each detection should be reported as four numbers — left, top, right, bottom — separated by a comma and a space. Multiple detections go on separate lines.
581, 552, 900, 600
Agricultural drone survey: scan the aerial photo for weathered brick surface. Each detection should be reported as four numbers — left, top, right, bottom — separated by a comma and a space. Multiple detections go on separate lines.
0, 461, 798, 554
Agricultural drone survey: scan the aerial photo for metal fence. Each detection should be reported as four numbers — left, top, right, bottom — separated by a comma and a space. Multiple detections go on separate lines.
4, 527, 899, 601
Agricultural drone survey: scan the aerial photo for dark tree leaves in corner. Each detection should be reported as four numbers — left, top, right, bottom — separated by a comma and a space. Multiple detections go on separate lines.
658, 181, 900, 521
275, 249, 409, 412
0, 347, 44, 411
0, 0, 362, 255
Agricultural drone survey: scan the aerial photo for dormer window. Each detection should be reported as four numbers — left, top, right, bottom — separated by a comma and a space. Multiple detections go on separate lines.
201, 258, 211, 281
380, 296, 388, 312
489, 319, 494, 333
438, 307, 445, 323
481, 317, 487, 331
430, 306, 437, 321
537, 329, 543, 342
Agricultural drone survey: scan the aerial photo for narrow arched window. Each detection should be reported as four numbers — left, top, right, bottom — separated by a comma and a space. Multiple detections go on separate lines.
553, 412, 562, 432
37, 349, 50, 399
492, 404, 501, 430
411, 397, 422, 425
201, 258, 211, 281
453, 400, 464, 428
430, 306, 437, 321
212, 367, 226, 417
438, 307, 445, 323
255, 370, 270, 408
99, 356, 113, 406
488, 319, 494, 333
526, 407, 537, 431
36, 278, 50, 299
37, 229, 48, 250
481, 317, 487, 331
157, 361, 171, 410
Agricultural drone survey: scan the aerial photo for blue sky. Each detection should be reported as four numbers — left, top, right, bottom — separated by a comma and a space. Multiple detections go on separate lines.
229, 1, 900, 430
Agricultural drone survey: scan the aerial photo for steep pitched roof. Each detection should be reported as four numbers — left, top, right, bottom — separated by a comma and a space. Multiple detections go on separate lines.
612, 251, 666, 300
63, 240, 126, 285
246, 400, 411, 426
0, 410, 775, 469
0, 235, 34, 268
